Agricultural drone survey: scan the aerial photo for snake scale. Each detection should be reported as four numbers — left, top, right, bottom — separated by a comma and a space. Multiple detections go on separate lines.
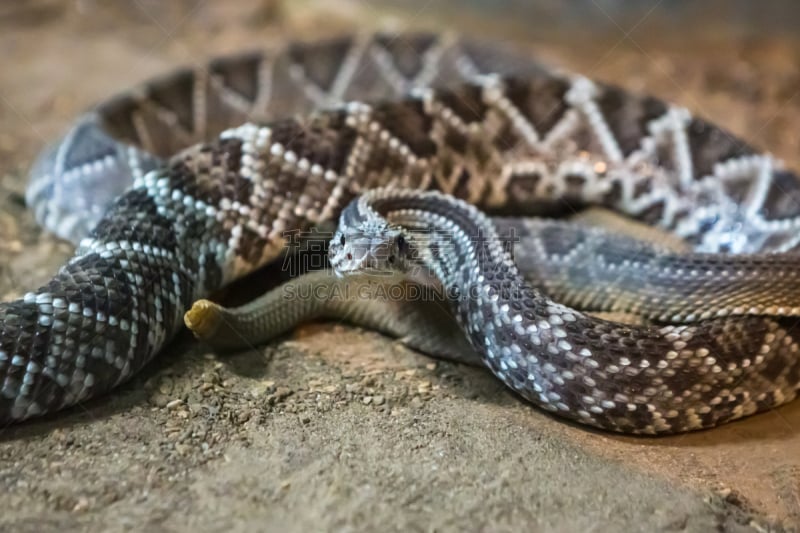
3, 33, 800, 433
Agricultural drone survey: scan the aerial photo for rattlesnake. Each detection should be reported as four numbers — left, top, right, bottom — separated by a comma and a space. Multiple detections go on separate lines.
2, 33, 799, 432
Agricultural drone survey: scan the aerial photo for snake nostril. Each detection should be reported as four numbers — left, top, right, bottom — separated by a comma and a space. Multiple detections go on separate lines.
346, 253, 352, 261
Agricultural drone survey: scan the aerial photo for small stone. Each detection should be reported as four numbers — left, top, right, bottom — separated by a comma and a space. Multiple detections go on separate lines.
201, 371, 220, 385
175, 443, 191, 455
158, 378, 174, 395
373, 395, 385, 406
72, 496, 90, 512
299, 413, 311, 424
274, 387, 292, 400
362, 396, 373, 405
166, 399, 184, 410
250, 382, 275, 398
149, 393, 170, 408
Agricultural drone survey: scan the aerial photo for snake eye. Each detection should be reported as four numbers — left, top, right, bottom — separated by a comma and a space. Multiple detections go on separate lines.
396, 234, 405, 251
340, 234, 346, 246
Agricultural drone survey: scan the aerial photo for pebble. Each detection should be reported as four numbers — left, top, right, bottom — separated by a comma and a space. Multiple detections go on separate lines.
201, 371, 221, 385
158, 377, 175, 395
72, 496, 90, 512
267, 386, 293, 405
373, 395, 385, 406
149, 393, 170, 408
174, 443, 192, 455
166, 399, 184, 410
274, 386, 292, 400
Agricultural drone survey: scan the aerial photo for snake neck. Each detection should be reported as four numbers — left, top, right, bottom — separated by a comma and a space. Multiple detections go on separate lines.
363, 189, 529, 299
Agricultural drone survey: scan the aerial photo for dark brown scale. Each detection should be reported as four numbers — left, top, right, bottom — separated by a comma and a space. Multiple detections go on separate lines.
602, 180, 624, 208
374, 34, 438, 79
288, 36, 356, 93
563, 174, 588, 198
637, 200, 666, 226
506, 170, 542, 202
437, 84, 488, 124
493, 120, 521, 151
456, 168, 483, 202
98, 94, 150, 151
145, 68, 198, 134
595, 85, 668, 156
372, 99, 437, 158
686, 118, 755, 180
503, 76, 570, 138
209, 51, 263, 103
761, 170, 800, 220
443, 128, 469, 154
632, 178, 651, 198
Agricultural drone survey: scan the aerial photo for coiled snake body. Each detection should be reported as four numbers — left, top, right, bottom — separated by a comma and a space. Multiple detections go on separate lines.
3, 33, 800, 432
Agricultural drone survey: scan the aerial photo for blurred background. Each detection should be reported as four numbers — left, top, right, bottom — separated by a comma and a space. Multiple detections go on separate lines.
4, 0, 800, 40
3, 0, 800, 166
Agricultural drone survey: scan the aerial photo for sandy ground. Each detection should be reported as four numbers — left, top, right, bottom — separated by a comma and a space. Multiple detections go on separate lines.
1, 1, 800, 531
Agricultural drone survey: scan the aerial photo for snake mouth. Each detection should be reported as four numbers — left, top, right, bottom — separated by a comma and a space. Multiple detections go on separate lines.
331, 260, 397, 279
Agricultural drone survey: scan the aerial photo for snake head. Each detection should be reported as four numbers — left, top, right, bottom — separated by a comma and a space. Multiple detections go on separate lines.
329, 222, 412, 278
